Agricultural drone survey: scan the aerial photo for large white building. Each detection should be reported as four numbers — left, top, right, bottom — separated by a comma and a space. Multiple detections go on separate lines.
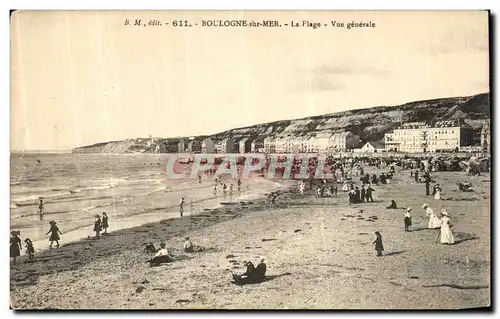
328, 132, 361, 152
262, 131, 358, 154
384, 120, 475, 153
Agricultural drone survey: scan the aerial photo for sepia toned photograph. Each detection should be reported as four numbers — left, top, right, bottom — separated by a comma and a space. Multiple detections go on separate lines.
10, 10, 490, 310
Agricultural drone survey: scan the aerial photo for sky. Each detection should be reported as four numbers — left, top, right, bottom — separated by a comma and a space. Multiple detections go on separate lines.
11, 10, 489, 150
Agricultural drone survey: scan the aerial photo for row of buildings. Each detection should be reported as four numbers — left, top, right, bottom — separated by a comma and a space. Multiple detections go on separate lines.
384, 120, 490, 153
160, 119, 490, 155
165, 131, 362, 155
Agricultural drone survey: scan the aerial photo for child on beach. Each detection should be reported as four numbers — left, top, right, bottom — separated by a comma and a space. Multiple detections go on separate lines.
102, 212, 109, 235
94, 214, 102, 238
404, 208, 412, 232
373, 231, 384, 257
46, 221, 62, 249
24, 238, 35, 260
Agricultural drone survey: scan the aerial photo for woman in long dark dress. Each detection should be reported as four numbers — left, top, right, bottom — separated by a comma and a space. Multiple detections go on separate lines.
373, 231, 384, 257
10, 231, 22, 264
101, 212, 109, 235
46, 221, 62, 248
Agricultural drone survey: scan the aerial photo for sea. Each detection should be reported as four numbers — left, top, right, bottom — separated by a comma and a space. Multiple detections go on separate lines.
10, 153, 281, 250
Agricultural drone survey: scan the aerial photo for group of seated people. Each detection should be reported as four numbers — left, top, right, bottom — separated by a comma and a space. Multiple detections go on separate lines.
232, 258, 267, 284
145, 237, 200, 267
458, 182, 474, 192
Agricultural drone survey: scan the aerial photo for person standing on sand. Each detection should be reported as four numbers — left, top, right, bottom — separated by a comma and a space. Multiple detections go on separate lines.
422, 204, 440, 229
439, 209, 455, 244
404, 208, 412, 232
365, 185, 375, 203
102, 212, 109, 235
360, 185, 366, 203
373, 231, 384, 257
433, 184, 442, 200
180, 197, 185, 217
414, 170, 419, 183
46, 221, 62, 248
237, 178, 242, 192
94, 214, 102, 238
229, 183, 233, 194
24, 238, 35, 260
10, 231, 22, 264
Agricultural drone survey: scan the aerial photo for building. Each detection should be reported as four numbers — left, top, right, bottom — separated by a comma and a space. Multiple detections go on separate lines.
329, 132, 361, 152
309, 132, 332, 153
481, 120, 490, 153
201, 138, 215, 153
264, 137, 276, 153
215, 138, 236, 154
163, 140, 179, 153
239, 138, 252, 154
177, 139, 187, 153
357, 141, 385, 153
187, 139, 202, 153
384, 120, 475, 153
251, 138, 265, 153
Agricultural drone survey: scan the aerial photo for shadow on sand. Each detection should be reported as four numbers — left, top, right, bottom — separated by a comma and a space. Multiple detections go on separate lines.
453, 232, 480, 245
409, 227, 435, 232
231, 272, 292, 286
384, 250, 406, 257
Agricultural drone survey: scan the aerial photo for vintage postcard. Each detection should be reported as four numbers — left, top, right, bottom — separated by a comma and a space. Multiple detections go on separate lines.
10, 10, 490, 310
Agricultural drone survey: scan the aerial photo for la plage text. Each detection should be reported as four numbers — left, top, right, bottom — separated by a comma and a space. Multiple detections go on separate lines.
124, 19, 376, 29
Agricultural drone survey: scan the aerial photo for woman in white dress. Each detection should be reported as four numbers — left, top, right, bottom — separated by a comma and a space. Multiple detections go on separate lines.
439, 209, 455, 244
342, 180, 350, 192
422, 204, 440, 229
433, 184, 442, 200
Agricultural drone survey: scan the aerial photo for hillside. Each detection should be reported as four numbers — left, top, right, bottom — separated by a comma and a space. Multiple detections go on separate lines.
72, 92, 490, 154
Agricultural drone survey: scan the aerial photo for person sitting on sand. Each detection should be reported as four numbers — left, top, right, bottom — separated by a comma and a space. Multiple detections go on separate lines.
148, 242, 172, 266
183, 237, 194, 253
24, 238, 35, 260
386, 200, 398, 209
254, 258, 267, 281
373, 231, 384, 257
102, 212, 109, 235
10, 231, 22, 264
404, 208, 412, 232
94, 214, 102, 238
233, 261, 256, 284
459, 182, 474, 192
46, 221, 62, 249
143, 242, 157, 253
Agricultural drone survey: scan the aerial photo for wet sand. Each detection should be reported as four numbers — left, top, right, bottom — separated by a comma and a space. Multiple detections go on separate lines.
10, 167, 490, 309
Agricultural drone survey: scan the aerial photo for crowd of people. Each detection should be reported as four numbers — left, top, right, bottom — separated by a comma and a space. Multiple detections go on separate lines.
11, 153, 477, 289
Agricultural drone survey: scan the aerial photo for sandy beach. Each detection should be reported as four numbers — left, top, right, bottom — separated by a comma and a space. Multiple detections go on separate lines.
10, 165, 490, 309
